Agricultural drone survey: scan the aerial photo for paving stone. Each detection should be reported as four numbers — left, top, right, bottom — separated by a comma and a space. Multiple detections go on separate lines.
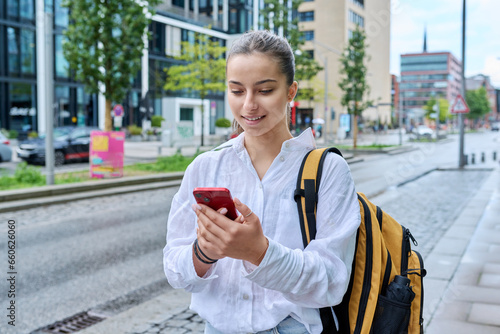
431, 300, 471, 321
451, 285, 500, 304
430, 237, 469, 256
424, 254, 461, 280
478, 273, 500, 288
426, 318, 500, 334
484, 263, 500, 274
468, 303, 500, 326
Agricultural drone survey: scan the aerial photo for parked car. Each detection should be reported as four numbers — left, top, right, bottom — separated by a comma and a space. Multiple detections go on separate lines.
0, 132, 13, 162
16, 126, 98, 165
492, 122, 500, 131
412, 125, 434, 139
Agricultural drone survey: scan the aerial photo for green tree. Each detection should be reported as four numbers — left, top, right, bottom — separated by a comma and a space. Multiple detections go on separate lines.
423, 97, 449, 123
164, 32, 226, 147
260, 0, 322, 106
62, 0, 160, 131
465, 87, 491, 122
338, 25, 372, 148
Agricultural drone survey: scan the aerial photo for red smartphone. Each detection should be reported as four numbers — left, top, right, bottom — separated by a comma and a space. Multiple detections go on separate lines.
193, 187, 238, 220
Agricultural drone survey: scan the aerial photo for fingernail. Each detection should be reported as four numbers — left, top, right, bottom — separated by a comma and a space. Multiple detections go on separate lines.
220, 208, 228, 214
192, 203, 202, 211
234, 198, 241, 205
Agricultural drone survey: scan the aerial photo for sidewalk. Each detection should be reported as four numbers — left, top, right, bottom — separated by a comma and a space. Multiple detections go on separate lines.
79, 167, 500, 333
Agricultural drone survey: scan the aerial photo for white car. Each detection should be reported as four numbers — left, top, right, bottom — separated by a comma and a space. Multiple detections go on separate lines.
0, 132, 13, 162
413, 125, 434, 138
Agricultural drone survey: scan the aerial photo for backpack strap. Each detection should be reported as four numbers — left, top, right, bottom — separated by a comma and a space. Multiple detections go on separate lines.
294, 147, 344, 334
294, 147, 344, 247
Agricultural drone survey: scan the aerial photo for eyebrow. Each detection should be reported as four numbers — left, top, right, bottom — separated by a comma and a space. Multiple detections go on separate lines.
228, 79, 278, 86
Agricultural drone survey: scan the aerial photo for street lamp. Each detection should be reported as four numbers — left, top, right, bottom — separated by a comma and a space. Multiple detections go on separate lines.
309, 39, 341, 144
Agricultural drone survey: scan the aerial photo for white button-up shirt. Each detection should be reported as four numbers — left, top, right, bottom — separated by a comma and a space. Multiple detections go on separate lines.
163, 128, 360, 334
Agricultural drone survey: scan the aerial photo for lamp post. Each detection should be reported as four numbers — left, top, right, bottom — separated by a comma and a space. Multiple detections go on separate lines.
458, 0, 466, 168
309, 40, 341, 144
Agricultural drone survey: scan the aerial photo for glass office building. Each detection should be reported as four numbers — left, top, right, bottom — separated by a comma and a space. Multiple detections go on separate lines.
0, 0, 257, 135
400, 52, 462, 112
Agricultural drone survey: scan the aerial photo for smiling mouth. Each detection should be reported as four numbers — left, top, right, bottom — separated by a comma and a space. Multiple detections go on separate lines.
243, 115, 265, 121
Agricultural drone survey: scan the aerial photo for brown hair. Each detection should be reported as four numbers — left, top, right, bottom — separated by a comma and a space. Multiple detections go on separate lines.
226, 30, 295, 134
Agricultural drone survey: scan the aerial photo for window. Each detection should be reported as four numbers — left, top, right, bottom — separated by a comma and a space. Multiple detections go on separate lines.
55, 34, 69, 78
8, 83, 36, 132
348, 10, 364, 27
350, 0, 364, 8
6, 0, 34, 20
303, 30, 314, 41
299, 11, 314, 22
7, 27, 20, 75
21, 29, 35, 75
180, 108, 193, 121
54, 0, 68, 27
150, 22, 166, 55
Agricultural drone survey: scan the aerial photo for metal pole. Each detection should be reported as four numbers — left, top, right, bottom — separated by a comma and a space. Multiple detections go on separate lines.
398, 80, 403, 145
458, 0, 466, 168
435, 99, 439, 140
323, 54, 328, 144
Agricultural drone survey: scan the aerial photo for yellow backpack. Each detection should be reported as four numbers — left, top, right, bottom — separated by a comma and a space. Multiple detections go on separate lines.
294, 147, 426, 334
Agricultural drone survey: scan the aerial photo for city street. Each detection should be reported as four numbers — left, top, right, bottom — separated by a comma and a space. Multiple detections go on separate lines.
0, 130, 498, 333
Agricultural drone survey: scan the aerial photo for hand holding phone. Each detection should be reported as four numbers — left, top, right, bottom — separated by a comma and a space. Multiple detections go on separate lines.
193, 187, 238, 220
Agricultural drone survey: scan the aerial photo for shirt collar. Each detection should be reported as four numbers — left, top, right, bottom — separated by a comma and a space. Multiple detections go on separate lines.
229, 127, 316, 155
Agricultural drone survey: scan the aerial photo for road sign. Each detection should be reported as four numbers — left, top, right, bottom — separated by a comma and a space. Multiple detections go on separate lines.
112, 104, 124, 117
451, 95, 470, 114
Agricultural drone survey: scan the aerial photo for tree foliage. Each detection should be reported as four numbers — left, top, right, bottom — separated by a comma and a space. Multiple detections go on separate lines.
423, 97, 450, 123
338, 25, 372, 148
260, 0, 322, 102
164, 32, 226, 146
62, 0, 160, 131
465, 87, 491, 120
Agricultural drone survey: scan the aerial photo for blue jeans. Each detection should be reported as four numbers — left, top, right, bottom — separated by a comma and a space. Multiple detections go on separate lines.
204, 316, 309, 334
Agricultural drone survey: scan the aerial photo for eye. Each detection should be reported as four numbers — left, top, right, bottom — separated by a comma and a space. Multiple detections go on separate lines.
260, 89, 273, 94
231, 90, 243, 95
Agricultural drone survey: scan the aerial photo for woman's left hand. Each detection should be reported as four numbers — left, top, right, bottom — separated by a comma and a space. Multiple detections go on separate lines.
194, 198, 269, 266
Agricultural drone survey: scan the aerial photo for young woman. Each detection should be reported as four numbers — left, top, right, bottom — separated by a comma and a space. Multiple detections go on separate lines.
163, 30, 361, 334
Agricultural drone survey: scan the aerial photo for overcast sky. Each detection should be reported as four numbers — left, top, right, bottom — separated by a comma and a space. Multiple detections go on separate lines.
390, 0, 500, 87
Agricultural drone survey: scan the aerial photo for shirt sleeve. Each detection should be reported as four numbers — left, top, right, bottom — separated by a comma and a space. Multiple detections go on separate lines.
163, 161, 219, 293
244, 153, 360, 308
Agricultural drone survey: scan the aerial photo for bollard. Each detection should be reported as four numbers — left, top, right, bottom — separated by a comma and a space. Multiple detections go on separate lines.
494, 151, 497, 161
481, 152, 485, 163
471, 153, 475, 164
464, 154, 468, 165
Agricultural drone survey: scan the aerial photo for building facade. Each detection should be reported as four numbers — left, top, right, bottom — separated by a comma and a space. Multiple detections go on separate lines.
297, 0, 392, 137
0, 0, 257, 137
400, 51, 462, 124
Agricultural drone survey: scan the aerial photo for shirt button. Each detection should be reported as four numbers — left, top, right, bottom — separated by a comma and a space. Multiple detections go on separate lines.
243, 294, 249, 300
285, 142, 290, 148
279, 156, 285, 162
259, 184, 262, 189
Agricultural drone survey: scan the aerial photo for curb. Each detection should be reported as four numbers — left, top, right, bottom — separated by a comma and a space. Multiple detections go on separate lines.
0, 172, 184, 213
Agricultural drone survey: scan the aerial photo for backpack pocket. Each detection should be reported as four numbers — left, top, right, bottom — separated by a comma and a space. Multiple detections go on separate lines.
372, 294, 411, 334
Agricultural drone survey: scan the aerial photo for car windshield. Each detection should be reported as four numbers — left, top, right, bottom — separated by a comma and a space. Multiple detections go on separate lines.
39, 128, 72, 140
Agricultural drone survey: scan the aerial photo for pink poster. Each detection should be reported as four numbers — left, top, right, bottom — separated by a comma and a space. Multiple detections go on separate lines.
90, 131, 125, 178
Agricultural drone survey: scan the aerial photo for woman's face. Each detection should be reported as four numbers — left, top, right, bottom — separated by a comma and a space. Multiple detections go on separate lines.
226, 53, 297, 138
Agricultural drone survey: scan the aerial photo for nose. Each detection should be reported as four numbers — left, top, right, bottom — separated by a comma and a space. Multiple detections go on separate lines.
243, 92, 258, 111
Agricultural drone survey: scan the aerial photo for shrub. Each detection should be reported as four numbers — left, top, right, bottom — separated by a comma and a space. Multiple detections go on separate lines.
28, 131, 38, 138
151, 115, 165, 128
8, 129, 18, 139
14, 162, 45, 185
128, 125, 142, 136
215, 118, 231, 128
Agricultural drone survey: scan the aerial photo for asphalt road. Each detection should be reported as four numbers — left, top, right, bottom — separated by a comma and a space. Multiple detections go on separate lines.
0, 131, 497, 333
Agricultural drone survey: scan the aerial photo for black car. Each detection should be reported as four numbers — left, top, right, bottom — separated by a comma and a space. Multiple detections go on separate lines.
16, 126, 98, 165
